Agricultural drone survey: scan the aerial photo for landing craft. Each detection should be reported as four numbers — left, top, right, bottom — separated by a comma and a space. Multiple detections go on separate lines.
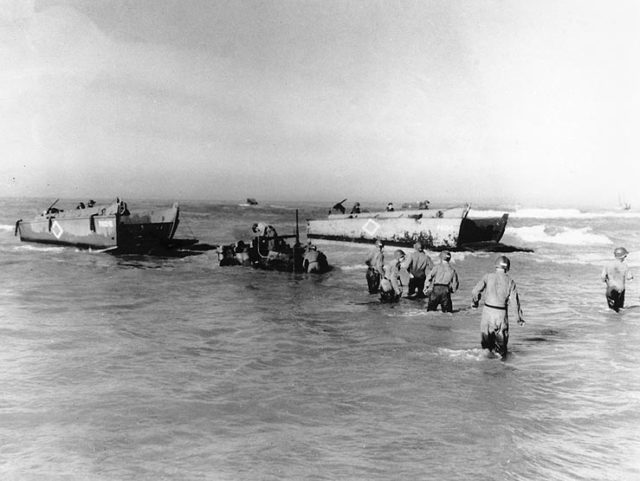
14, 198, 201, 254
307, 201, 509, 250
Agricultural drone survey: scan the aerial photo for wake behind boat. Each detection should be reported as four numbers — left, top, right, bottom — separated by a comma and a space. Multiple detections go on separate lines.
307, 201, 509, 250
15, 198, 187, 254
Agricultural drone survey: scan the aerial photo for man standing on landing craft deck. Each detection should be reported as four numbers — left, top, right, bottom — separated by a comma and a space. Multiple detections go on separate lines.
601, 247, 633, 312
405, 242, 433, 298
471, 256, 525, 357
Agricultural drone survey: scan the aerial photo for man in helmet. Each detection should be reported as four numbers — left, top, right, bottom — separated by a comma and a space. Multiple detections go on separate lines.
365, 239, 385, 294
471, 256, 525, 357
380, 249, 406, 303
424, 251, 459, 312
303, 243, 329, 273
405, 241, 434, 298
601, 247, 633, 312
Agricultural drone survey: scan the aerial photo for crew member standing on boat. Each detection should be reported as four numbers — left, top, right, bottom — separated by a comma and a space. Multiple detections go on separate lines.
471, 256, 525, 357
365, 239, 385, 294
251, 222, 279, 255
425, 251, 458, 312
601, 247, 633, 312
405, 242, 433, 298
380, 249, 405, 303
331, 199, 347, 214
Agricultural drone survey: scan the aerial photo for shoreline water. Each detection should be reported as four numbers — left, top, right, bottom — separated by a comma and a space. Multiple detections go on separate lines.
1, 198, 639, 480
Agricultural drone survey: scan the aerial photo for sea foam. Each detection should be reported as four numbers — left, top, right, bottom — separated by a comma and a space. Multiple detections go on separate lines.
471, 208, 640, 220
507, 225, 613, 246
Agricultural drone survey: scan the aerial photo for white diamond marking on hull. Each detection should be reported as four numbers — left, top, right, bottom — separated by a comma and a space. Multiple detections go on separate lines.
362, 219, 380, 237
51, 221, 63, 239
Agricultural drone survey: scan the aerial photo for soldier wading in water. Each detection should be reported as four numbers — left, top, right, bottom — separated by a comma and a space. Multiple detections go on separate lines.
471, 256, 525, 357
365, 239, 385, 294
601, 247, 633, 312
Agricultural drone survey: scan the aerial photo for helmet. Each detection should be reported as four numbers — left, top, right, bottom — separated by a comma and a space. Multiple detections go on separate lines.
394, 249, 406, 260
439, 251, 451, 261
375, 239, 384, 248
495, 255, 510, 271
614, 247, 629, 259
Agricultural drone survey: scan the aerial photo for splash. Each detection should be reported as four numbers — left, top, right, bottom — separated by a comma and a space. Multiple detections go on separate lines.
436, 347, 498, 361
13, 245, 65, 253
512, 208, 640, 220
470, 208, 640, 220
508, 225, 613, 246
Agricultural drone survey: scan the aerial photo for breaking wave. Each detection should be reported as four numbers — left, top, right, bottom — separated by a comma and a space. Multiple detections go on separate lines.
13, 245, 66, 253
471, 208, 640, 220
435, 347, 501, 361
507, 225, 613, 246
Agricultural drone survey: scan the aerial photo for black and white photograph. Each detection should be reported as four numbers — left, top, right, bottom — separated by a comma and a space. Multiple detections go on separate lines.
1, 1, 639, 479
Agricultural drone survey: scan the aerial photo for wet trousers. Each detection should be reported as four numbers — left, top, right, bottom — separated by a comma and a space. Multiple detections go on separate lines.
366, 267, 381, 294
606, 286, 625, 312
379, 277, 400, 303
427, 285, 453, 312
480, 306, 509, 357
408, 276, 426, 297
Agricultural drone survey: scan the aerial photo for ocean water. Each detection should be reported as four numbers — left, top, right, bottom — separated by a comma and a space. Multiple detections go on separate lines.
1, 197, 640, 481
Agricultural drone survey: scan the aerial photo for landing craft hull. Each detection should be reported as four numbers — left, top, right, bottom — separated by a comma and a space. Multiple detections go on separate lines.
16, 201, 180, 253
307, 209, 508, 250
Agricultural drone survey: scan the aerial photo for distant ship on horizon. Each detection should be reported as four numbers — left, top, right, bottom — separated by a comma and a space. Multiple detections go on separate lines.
618, 193, 631, 211
239, 198, 259, 207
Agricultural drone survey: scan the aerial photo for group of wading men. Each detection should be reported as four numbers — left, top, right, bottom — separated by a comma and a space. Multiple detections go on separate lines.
365, 240, 633, 357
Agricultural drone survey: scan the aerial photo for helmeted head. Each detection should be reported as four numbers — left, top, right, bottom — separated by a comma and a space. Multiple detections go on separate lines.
439, 251, 451, 262
375, 239, 384, 249
614, 247, 629, 259
414, 241, 423, 251
495, 255, 510, 271
394, 249, 406, 261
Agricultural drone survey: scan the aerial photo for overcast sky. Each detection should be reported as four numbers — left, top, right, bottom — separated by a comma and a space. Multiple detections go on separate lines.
1, 0, 639, 208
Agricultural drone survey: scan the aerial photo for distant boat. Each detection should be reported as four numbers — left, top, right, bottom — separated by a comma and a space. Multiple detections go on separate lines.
307, 203, 509, 250
618, 194, 631, 211
15, 198, 183, 253
239, 198, 259, 207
